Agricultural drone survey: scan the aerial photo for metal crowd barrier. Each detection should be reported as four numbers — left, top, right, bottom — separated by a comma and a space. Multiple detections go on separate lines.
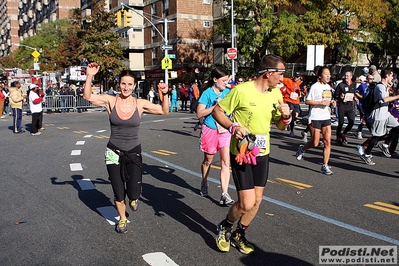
23, 95, 100, 113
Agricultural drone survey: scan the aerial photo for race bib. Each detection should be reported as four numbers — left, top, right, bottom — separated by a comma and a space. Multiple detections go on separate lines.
105, 148, 120, 165
255, 134, 267, 150
216, 122, 228, 133
344, 93, 354, 102
290, 92, 299, 100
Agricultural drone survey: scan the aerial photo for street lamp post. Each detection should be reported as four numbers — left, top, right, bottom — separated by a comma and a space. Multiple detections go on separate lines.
14, 44, 41, 70
121, 4, 173, 89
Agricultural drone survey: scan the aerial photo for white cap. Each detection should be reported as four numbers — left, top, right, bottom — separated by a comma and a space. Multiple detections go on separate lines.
29, 84, 38, 90
160, 80, 164, 83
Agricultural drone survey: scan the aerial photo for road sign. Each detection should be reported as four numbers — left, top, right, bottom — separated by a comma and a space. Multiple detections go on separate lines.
227, 47, 237, 60
31, 50, 40, 58
161, 45, 173, 50
168, 54, 176, 59
161, 56, 172, 70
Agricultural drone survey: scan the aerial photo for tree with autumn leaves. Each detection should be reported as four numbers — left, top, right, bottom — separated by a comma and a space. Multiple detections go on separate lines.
2, 0, 124, 84
215, 0, 393, 70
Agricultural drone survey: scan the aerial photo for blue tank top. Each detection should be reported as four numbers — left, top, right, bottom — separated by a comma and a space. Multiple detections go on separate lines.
108, 99, 141, 151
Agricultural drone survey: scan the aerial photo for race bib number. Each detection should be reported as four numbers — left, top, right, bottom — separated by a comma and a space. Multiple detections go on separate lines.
216, 122, 228, 133
255, 134, 267, 150
344, 93, 354, 102
290, 92, 299, 100
105, 148, 120, 165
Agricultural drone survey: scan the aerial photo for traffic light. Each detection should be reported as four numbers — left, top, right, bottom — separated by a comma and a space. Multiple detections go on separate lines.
114, 10, 122, 28
124, 11, 132, 27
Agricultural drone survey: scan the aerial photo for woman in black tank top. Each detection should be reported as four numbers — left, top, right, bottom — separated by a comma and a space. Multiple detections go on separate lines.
83, 62, 169, 233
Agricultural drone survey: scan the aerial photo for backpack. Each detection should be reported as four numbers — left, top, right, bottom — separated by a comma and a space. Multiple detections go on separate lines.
362, 82, 380, 115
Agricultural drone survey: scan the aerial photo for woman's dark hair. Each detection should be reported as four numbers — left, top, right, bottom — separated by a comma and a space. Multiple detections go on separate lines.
10, 81, 20, 87
317, 66, 330, 78
119, 70, 136, 83
208, 66, 229, 87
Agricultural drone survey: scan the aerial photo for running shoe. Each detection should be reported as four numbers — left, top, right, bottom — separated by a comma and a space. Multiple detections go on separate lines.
129, 199, 139, 212
200, 181, 208, 196
216, 222, 232, 252
296, 145, 304, 160
341, 134, 348, 146
320, 164, 333, 175
336, 138, 343, 145
116, 219, 127, 233
356, 131, 363, 140
289, 131, 296, 137
301, 131, 308, 143
231, 230, 255, 255
378, 143, 391, 158
356, 144, 365, 156
360, 154, 375, 165
220, 193, 235, 206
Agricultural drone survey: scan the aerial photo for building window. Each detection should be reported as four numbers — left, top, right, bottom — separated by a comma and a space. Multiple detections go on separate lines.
203, 20, 210, 28
203, 0, 210, 4
152, 3, 157, 15
152, 48, 158, 65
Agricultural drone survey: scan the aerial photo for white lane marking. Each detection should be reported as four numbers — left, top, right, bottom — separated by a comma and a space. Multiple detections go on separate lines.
70, 163, 83, 171
71, 150, 81, 156
83, 135, 93, 138
76, 179, 96, 190
96, 206, 130, 225
179, 117, 190, 120
152, 120, 165, 122
142, 152, 399, 246
96, 130, 106, 133
76, 141, 85, 145
142, 252, 179, 266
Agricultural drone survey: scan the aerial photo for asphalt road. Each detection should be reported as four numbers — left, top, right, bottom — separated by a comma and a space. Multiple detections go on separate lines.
0, 110, 397, 266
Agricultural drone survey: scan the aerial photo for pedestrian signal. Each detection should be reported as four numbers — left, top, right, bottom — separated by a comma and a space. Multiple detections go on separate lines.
124, 11, 132, 27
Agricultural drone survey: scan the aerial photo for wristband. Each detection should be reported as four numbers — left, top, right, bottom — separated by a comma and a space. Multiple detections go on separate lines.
228, 122, 240, 135
281, 116, 292, 125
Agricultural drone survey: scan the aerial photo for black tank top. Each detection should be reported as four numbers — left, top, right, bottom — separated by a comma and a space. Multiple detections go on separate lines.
108, 99, 141, 151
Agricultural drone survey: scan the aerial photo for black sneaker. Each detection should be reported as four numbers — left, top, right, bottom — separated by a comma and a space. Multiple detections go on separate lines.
231, 230, 255, 255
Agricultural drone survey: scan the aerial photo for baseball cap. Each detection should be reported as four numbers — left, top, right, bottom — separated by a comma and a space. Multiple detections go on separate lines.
29, 84, 38, 90
370, 65, 377, 71
362, 67, 369, 74
160, 80, 164, 83
294, 72, 301, 77
358, 76, 366, 82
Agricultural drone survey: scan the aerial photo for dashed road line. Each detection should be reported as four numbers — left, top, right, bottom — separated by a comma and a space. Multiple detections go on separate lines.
57, 126, 70, 130
70, 163, 83, 171
94, 135, 109, 139
83, 135, 93, 138
271, 178, 313, 190
76, 141, 85, 145
76, 179, 96, 190
364, 202, 399, 215
142, 252, 179, 266
73, 130, 88, 134
151, 150, 177, 155
71, 150, 81, 156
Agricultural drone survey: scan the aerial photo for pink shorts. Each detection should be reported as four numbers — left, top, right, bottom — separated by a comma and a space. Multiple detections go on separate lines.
199, 124, 231, 154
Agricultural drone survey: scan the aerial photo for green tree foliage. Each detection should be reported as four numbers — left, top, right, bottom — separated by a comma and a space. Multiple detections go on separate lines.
215, 0, 389, 67
77, 0, 124, 83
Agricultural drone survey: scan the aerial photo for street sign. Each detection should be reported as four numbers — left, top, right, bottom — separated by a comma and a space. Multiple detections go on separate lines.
161, 44, 173, 50
168, 54, 176, 59
161, 56, 172, 70
31, 50, 40, 58
227, 47, 237, 60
